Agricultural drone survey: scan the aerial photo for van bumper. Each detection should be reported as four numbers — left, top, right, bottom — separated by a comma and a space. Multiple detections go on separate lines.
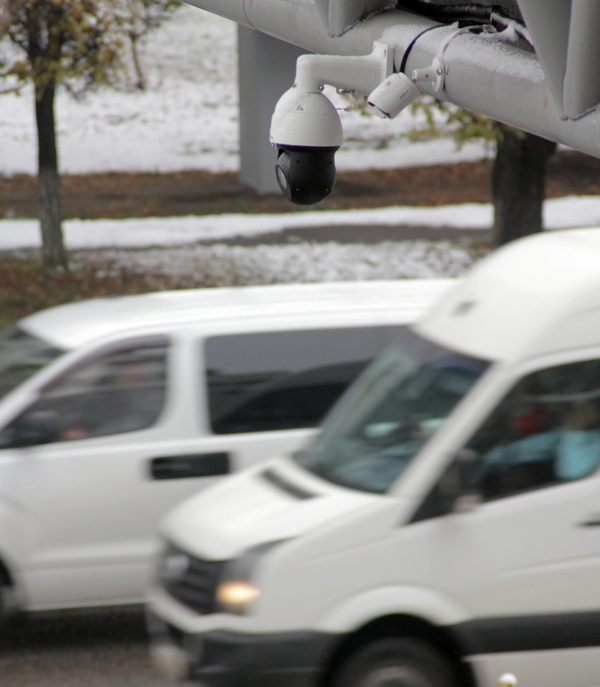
147, 611, 340, 687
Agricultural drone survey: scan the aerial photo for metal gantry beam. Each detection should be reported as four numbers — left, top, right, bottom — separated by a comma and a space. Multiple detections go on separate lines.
186, 0, 600, 160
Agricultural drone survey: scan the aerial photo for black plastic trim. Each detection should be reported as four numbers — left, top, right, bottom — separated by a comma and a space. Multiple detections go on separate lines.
147, 611, 600, 687
453, 611, 600, 655
191, 630, 339, 687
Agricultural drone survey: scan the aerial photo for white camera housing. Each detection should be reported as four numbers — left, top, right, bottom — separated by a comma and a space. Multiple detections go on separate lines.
270, 86, 343, 205
367, 72, 421, 119
270, 86, 343, 149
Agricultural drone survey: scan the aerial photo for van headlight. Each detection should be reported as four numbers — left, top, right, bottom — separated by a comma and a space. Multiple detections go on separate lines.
216, 580, 261, 612
215, 541, 285, 615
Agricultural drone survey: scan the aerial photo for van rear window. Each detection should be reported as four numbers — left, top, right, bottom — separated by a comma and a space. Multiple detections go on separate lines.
204, 326, 404, 434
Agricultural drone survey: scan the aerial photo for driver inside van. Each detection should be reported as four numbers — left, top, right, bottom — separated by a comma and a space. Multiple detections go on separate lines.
56, 364, 164, 440
483, 397, 600, 482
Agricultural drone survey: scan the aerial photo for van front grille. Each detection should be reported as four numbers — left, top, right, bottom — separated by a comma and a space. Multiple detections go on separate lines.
159, 542, 226, 615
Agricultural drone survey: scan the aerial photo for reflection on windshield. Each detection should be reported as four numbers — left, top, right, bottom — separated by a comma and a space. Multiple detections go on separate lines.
0, 328, 63, 400
295, 328, 490, 493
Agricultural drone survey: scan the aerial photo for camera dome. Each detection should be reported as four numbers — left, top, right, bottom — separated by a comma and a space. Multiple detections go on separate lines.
275, 145, 338, 205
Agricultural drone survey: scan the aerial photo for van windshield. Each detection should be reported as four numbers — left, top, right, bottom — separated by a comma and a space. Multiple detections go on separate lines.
294, 328, 490, 493
0, 327, 64, 400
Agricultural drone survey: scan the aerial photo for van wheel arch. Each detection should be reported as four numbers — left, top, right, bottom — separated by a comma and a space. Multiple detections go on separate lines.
321, 615, 474, 687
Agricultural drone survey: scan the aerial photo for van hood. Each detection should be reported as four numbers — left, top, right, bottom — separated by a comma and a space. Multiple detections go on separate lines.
159, 457, 380, 561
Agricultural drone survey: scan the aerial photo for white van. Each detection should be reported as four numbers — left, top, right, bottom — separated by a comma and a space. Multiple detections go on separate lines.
0, 279, 450, 617
148, 230, 600, 687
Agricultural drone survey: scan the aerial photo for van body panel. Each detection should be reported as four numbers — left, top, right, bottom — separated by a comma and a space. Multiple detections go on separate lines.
160, 460, 380, 562
21, 280, 453, 351
415, 477, 600, 618
417, 229, 600, 362
314, 586, 471, 632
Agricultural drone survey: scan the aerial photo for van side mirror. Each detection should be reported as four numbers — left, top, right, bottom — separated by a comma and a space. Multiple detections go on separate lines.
436, 448, 482, 514
450, 448, 482, 513
410, 448, 483, 523
452, 492, 482, 514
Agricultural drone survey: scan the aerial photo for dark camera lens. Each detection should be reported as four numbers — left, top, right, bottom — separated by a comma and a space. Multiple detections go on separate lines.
275, 145, 338, 205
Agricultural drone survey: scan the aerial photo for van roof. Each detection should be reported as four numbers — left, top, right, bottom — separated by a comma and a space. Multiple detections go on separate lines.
20, 280, 454, 350
418, 228, 600, 362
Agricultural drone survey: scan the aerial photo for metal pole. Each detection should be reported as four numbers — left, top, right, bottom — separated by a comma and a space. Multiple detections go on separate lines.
238, 27, 306, 194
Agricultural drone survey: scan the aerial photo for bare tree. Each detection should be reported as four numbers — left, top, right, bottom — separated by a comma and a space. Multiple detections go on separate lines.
0, 0, 121, 270
115, 0, 181, 90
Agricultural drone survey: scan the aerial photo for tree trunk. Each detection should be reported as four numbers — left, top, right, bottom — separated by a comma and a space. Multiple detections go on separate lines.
35, 81, 68, 270
130, 34, 146, 90
492, 125, 557, 247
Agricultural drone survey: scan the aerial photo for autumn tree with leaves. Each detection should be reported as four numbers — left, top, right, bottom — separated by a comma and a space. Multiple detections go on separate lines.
407, 100, 556, 247
0, 0, 122, 270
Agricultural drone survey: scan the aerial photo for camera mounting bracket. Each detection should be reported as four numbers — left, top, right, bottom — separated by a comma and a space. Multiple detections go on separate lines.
294, 41, 394, 96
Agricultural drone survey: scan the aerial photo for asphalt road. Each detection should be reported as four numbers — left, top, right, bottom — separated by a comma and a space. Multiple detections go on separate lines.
0, 608, 192, 687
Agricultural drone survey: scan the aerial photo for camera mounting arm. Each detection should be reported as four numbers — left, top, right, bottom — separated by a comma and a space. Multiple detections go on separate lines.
294, 41, 393, 96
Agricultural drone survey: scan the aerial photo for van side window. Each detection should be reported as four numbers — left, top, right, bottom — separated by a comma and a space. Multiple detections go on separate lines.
464, 359, 600, 500
0, 327, 64, 401
2, 338, 169, 447
204, 326, 403, 434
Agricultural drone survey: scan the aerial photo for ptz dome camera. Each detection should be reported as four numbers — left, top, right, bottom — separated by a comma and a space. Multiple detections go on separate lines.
270, 86, 343, 205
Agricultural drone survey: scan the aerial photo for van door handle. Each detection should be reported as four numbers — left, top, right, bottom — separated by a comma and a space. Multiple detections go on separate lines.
578, 516, 600, 527
149, 453, 230, 480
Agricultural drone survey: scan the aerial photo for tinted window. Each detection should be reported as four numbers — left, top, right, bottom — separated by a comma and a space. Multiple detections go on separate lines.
295, 328, 489, 493
463, 358, 600, 500
1, 338, 169, 447
0, 327, 63, 400
205, 327, 404, 434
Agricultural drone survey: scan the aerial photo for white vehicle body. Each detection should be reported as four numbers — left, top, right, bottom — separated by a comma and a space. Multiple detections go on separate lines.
149, 230, 600, 687
0, 280, 451, 616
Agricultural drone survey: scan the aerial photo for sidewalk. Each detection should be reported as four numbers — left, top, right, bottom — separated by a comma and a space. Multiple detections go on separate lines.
1, 196, 600, 252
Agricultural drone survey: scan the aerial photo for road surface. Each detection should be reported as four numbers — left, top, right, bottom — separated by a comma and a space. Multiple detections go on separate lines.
0, 608, 190, 687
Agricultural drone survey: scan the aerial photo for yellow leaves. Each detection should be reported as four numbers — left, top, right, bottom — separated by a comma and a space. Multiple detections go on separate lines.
1, 0, 124, 95
407, 95, 499, 151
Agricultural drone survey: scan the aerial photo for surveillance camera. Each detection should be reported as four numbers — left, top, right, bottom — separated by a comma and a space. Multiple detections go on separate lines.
270, 87, 343, 205
367, 72, 420, 119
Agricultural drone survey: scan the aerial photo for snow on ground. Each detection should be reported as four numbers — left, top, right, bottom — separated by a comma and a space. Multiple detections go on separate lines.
0, 204, 489, 251
3, 196, 600, 285
0, 5, 489, 176
71, 240, 481, 284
